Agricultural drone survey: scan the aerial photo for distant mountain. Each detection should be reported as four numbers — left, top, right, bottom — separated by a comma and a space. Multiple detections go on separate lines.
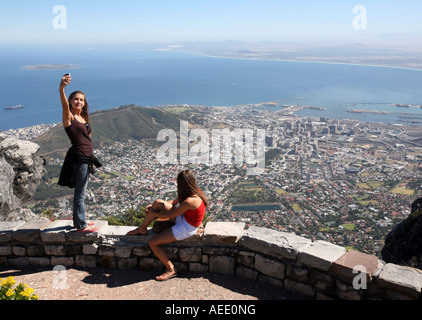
32, 105, 183, 158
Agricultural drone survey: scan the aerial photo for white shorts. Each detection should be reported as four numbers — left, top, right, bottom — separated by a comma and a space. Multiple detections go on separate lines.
171, 214, 199, 241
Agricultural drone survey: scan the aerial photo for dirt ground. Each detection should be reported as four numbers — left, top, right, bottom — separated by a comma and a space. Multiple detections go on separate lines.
0, 266, 307, 301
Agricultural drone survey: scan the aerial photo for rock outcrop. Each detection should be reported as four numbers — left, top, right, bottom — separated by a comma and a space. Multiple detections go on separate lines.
381, 197, 422, 269
0, 132, 44, 221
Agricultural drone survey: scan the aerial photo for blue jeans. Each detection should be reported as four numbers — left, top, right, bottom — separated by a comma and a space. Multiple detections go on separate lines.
73, 163, 89, 229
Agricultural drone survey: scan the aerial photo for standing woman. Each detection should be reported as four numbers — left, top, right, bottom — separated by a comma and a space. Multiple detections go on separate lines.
58, 74, 101, 233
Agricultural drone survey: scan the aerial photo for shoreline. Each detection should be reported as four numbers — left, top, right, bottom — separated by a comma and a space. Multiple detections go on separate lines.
178, 49, 422, 72
4, 102, 422, 137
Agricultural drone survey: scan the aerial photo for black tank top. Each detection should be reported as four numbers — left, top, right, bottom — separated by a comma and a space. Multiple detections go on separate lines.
64, 118, 93, 156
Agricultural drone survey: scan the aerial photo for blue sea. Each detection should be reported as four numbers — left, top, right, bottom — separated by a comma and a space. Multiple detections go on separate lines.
1, 44, 422, 131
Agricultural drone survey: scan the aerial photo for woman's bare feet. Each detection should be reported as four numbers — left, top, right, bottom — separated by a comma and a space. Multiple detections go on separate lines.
127, 226, 148, 235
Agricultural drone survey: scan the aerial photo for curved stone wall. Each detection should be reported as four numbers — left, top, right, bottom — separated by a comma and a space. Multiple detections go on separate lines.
1, 219, 421, 300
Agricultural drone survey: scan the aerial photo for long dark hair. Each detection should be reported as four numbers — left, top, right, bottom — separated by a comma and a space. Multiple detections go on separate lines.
177, 170, 208, 207
68, 91, 90, 124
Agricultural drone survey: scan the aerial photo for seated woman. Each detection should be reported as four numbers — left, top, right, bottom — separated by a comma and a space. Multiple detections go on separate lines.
127, 170, 208, 281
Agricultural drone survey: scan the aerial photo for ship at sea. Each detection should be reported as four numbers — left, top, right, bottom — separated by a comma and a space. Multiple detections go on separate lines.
4, 105, 24, 110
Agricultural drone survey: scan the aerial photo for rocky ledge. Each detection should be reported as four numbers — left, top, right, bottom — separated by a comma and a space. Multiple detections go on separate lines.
0, 132, 44, 221
1, 219, 422, 300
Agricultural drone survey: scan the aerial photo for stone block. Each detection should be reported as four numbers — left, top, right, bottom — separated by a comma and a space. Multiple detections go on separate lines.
139, 257, 162, 271
286, 264, 308, 282
27, 245, 45, 257
99, 246, 115, 257
9, 257, 29, 266
172, 262, 187, 272
12, 246, 26, 256
255, 254, 286, 280
12, 218, 51, 243
0, 221, 25, 242
173, 233, 203, 246
189, 262, 209, 273
237, 251, 255, 268
239, 226, 311, 261
0, 245, 12, 256
310, 269, 335, 294
104, 225, 152, 244
202, 247, 230, 255
117, 257, 137, 270
298, 240, 346, 271
28, 257, 50, 267
83, 243, 99, 255
45, 245, 66, 256
133, 246, 151, 257
201, 255, 208, 264
179, 247, 202, 262
41, 220, 73, 243
209, 255, 236, 275
115, 246, 132, 258
236, 265, 258, 280
102, 225, 141, 236
284, 278, 315, 297
51, 256, 74, 267
66, 220, 108, 243
330, 250, 382, 284
335, 279, 362, 300
377, 263, 422, 300
65, 245, 82, 255
203, 222, 245, 244
76, 255, 97, 268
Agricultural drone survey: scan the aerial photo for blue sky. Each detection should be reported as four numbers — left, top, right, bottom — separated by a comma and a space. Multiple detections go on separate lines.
0, 0, 421, 45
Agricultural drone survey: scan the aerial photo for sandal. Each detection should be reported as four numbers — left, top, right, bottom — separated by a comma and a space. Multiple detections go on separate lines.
156, 270, 177, 281
73, 221, 95, 229
76, 225, 99, 233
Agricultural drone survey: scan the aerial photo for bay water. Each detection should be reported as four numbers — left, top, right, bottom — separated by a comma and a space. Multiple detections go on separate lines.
1, 44, 422, 131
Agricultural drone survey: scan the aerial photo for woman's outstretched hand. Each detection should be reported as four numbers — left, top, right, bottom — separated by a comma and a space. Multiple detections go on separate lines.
60, 74, 71, 89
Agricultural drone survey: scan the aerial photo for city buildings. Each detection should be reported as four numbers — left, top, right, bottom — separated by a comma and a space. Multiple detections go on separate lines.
7, 104, 422, 257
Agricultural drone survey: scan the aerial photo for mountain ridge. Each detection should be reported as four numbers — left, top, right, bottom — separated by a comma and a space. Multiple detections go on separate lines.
32, 104, 183, 159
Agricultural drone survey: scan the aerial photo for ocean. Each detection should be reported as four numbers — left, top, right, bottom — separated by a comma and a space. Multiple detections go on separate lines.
1, 44, 422, 131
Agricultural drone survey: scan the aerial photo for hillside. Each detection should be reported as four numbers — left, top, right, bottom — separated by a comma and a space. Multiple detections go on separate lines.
32, 105, 183, 159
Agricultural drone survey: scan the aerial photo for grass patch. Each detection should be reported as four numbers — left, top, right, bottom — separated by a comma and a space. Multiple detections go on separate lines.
341, 224, 356, 231
356, 180, 384, 190
390, 187, 415, 195
291, 203, 302, 212
358, 200, 379, 206
356, 183, 370, 189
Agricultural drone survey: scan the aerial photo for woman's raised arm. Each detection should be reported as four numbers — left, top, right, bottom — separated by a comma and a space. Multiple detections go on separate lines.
59, 75, 73, 127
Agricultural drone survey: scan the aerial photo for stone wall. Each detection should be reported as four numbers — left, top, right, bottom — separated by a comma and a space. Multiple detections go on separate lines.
1, 219, 422, 300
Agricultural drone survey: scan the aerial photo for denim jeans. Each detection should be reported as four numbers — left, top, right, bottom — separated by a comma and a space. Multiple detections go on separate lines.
73, 163, 89, 229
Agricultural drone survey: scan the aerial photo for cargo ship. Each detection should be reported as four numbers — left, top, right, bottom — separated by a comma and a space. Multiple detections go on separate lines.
4, 105, 24, 110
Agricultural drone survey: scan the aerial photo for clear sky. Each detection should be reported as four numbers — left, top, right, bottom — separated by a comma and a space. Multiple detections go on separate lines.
0, 0, 421, 45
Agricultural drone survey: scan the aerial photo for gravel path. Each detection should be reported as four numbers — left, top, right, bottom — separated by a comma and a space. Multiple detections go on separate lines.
0, 266, 307, 300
